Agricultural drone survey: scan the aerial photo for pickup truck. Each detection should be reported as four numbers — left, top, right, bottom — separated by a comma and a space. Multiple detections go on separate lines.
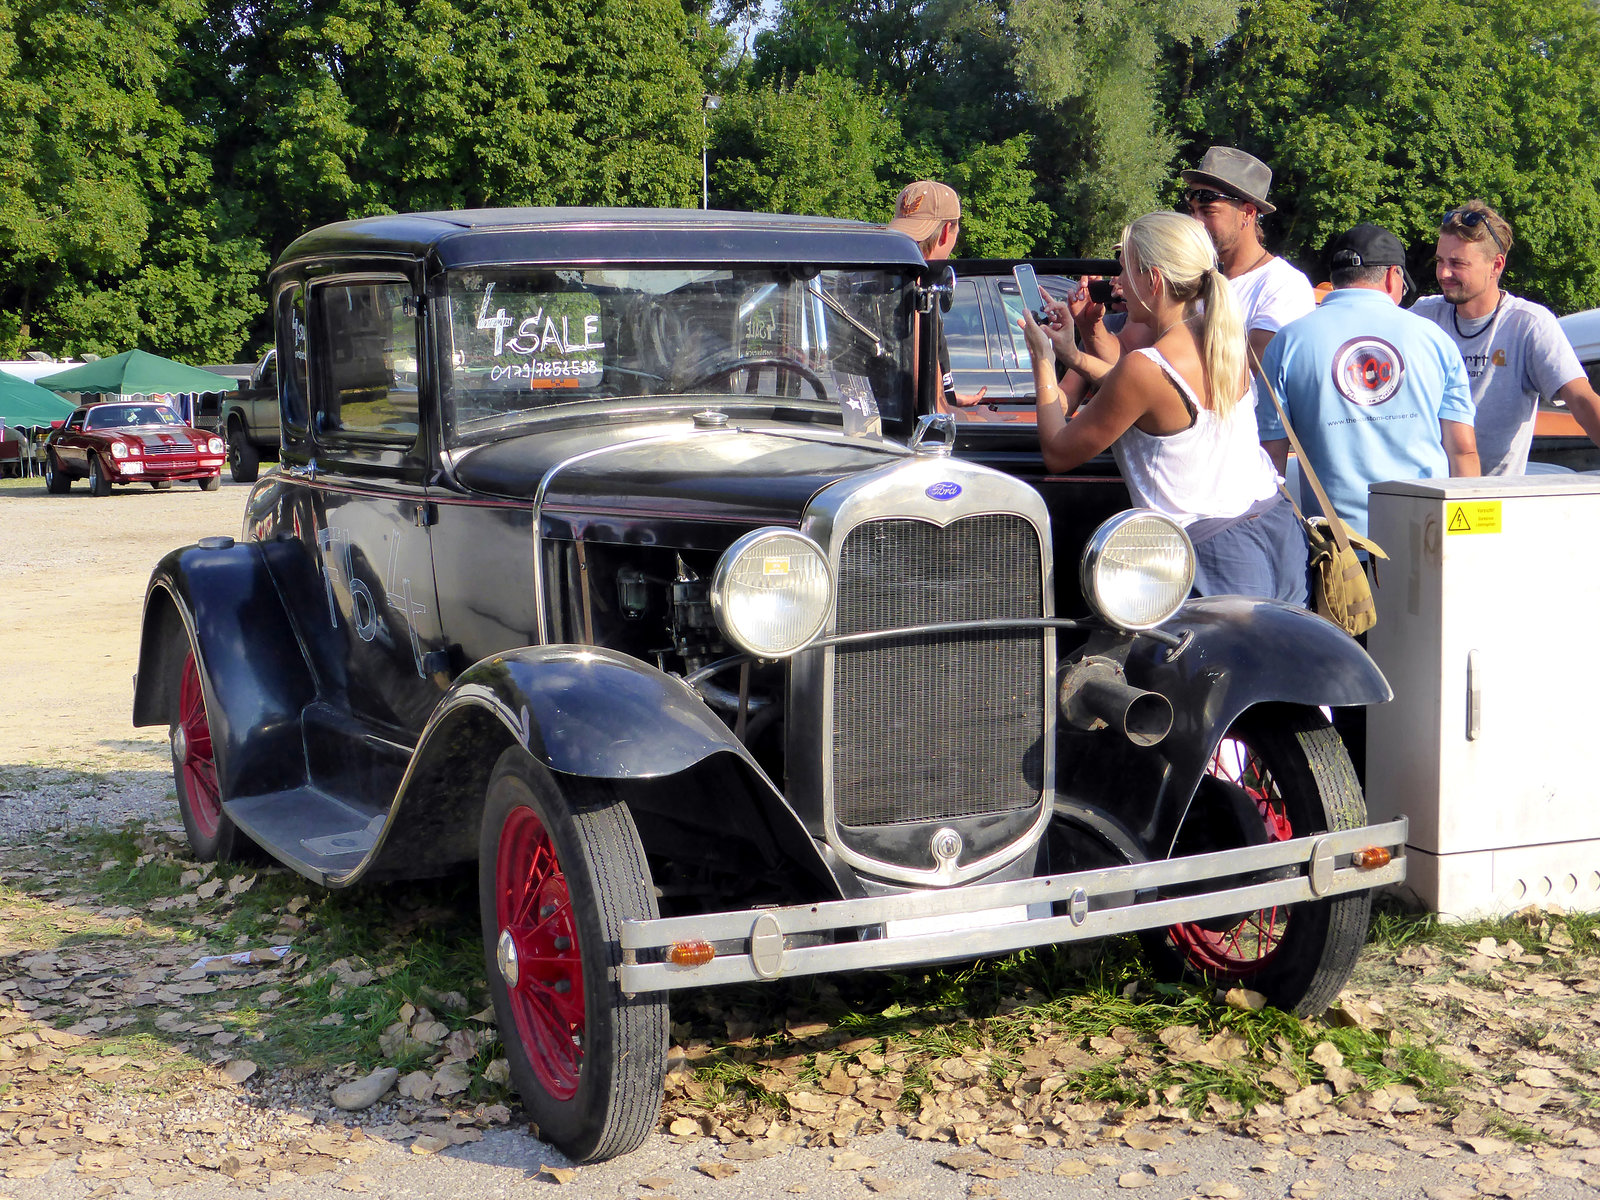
219, 349, 280, 483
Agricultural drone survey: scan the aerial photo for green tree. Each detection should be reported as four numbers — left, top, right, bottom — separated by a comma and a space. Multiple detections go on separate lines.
1169, 0, 1600, 310
192, 0, 718, 264
0, 0, 265, 360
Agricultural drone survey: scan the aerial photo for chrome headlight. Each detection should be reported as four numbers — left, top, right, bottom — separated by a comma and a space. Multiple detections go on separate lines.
1080, 510, 1194, 631
111, 441, 128, 459
208, 437, 224, 454
711, 529, 833, 657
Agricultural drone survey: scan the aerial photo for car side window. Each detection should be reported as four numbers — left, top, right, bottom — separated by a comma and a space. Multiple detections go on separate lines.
308, 279, 420, 443
278, 286, 309, 432
942, 279, 989, 370
1585, 360, 1600, 393
66, 411, 85, 431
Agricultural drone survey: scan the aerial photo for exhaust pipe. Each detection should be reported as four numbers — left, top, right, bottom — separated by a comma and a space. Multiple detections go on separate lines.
1059, 657, 1173, 747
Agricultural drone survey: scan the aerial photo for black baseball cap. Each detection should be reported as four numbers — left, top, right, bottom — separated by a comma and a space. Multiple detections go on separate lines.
1327, 224, 1415, 293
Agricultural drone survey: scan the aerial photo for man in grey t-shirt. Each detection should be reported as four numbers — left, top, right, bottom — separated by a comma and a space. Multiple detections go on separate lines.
1411, 200, 1600, 474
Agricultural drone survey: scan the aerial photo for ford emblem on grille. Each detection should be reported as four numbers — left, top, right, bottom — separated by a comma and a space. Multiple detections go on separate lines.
925, 481, 962, 501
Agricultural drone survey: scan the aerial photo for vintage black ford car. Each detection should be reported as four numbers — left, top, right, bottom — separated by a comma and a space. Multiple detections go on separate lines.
133, 208, 1404, 1163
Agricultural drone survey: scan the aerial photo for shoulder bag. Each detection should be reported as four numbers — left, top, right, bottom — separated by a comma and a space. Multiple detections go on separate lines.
1251, 352, 1389, 637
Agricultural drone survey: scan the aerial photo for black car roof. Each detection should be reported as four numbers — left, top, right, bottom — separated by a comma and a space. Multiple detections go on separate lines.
275, 207, 929, 275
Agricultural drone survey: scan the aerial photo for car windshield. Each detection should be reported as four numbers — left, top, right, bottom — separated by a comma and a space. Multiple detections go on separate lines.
84, 404, 179, 430
439, 266, 917, 443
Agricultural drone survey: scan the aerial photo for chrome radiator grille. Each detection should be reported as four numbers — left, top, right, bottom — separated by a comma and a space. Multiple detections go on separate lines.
830, 514, 1045, 828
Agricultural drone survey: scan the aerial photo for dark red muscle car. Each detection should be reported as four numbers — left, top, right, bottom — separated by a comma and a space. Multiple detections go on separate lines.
43, 402, 226, 496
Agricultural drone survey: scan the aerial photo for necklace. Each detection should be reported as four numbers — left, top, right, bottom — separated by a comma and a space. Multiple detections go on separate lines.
1452, 292, 1505, 339
1230, 248, 1271, 279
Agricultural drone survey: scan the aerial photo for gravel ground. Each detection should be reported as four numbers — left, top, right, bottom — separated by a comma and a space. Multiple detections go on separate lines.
3, 473, 1599, 1200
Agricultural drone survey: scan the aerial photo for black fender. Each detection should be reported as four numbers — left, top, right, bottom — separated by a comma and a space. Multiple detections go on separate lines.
1056, 596, 1390, 860
133, 540, 318, 799
361, 646, 854, 898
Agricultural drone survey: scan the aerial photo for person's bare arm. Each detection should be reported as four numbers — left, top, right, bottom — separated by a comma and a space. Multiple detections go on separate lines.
1262, 438, 1290, 476
1023, 312, 1152, 474
1440, 419, 1480, 476
1247, 327, 1276, 366
1554, 377, 1600, 448
949, 385, 990, 408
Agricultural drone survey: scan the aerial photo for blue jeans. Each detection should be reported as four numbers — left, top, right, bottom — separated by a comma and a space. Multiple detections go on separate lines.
1189, 494, 1308, 606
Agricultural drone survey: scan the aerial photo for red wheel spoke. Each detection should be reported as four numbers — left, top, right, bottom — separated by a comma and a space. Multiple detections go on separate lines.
496, 805, 586, 1101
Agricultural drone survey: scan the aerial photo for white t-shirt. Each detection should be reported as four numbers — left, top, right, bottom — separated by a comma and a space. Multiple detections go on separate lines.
1410, 293, 1583, 474
1229, 256, 1316, 337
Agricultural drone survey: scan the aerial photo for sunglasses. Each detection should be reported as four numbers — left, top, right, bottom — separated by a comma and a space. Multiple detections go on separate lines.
1184, 188, 1239, 209
1441, 208, 1507, 255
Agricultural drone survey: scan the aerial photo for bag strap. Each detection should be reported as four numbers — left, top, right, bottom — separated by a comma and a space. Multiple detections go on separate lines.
1249, 345, 1357, 559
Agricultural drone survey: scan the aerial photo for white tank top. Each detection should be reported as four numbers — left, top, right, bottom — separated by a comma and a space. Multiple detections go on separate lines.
1110, 347, 1279, 527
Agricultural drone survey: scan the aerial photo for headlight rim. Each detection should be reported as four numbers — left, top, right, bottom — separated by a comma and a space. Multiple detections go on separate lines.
710, 527, 834, 659
1080, 508, 1196, 632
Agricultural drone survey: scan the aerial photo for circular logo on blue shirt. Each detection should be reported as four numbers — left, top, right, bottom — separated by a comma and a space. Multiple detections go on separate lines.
1331, 336, 1405, 405
926, 481, 962, 501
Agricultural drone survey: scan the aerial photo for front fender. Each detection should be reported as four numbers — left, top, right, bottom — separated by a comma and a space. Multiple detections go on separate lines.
132, 540, 317, 799
359, 646, 853, 898
1058, 597, 1390, 858
436, 646, 756, 779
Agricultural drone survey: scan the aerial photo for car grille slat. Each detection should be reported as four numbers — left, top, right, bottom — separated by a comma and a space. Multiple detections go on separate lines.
831, 514, 1045, 828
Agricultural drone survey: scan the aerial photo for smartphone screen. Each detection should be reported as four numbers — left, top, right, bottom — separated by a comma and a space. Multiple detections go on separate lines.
1012, 263, 1048, 323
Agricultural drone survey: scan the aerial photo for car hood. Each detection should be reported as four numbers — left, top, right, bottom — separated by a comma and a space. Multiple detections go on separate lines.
453, 419, 905, 527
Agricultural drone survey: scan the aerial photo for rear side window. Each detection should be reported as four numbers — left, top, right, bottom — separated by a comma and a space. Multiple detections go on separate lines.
277, 288, 309, 431
309, 279, 420, 442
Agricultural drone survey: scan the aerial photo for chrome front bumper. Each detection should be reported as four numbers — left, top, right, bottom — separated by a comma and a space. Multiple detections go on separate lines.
618, 818, 1406, 995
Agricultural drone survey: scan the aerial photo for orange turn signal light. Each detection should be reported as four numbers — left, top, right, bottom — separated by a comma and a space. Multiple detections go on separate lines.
668, 939, 716, 967
1352, 847, 1391, 869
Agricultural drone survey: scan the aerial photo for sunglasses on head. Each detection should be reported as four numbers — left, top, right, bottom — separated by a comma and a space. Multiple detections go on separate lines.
1441, 208, 1507, 255
1184, 188, 1239, 209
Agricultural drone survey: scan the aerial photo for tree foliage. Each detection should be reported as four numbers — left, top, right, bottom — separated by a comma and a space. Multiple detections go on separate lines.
1167, 0, 1600, 310
5, 0, 1600, 361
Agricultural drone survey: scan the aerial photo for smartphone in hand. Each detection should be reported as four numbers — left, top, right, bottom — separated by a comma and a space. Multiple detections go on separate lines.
1012, 264, 1051, 325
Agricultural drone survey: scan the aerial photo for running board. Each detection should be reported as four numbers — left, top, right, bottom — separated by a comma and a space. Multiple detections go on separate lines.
224, 789, 388, 886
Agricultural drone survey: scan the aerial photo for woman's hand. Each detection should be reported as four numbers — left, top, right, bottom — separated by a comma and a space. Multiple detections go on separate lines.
1068, 277, 1107, 332
1018, 310, 1056, 365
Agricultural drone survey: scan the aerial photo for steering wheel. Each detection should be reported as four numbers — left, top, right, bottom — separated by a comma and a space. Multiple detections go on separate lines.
681, 356, 829, 400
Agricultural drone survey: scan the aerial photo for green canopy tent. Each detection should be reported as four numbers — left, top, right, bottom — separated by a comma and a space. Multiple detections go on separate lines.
35, 349, 242, 400
0, 369, 75, 427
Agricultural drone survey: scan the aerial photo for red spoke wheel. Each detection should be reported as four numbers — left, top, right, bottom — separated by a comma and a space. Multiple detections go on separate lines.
1141, 705, 1371, 1016
170, 645, 251, 862
479, 748, 667, 1163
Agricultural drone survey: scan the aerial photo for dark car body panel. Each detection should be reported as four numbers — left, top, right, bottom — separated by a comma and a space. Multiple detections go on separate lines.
134, 208, 1386, 897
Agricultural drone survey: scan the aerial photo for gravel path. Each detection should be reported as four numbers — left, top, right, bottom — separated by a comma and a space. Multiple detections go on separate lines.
3, 475, 1599, 1200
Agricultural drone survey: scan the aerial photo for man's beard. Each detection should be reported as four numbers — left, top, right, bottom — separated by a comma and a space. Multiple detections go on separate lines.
1440, 279, 1477, 305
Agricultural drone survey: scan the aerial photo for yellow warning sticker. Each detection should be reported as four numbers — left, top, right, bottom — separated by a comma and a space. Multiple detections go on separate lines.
1446, 501, 1502, 535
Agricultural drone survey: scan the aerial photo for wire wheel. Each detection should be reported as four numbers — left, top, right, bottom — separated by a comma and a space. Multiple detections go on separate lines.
495, 806, 585, 1101
176, 651, 222, 840
1140, 704, 1371, 1016
1168, 736, 1295, 974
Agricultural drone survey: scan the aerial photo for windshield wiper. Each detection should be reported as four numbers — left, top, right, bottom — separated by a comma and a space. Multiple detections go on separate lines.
806, 280, 885, 358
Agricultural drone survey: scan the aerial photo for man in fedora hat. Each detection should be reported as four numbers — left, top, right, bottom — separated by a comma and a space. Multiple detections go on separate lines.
1181, 146, 1315, 363
888, 180, 987, 407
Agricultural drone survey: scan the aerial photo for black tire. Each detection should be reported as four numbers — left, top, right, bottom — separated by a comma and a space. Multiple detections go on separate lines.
43, 453, 71, 494
228, 422, 259, 483
170, 643, 253, 863
199, 472, 222, 491
479, 748, 667, 1163
88, 456, 112, 497
150, 481, 172, 490
1139, 704, 1370, 1017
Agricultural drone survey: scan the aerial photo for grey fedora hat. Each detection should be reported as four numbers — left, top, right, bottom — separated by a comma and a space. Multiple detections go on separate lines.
1180, 146, 1277, 214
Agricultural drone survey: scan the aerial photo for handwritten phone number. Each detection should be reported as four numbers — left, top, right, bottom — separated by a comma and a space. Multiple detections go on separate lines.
490, 358, 603, 383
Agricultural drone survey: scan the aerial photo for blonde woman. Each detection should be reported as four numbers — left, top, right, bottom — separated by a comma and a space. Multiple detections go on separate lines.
1022, 211, 1306, 603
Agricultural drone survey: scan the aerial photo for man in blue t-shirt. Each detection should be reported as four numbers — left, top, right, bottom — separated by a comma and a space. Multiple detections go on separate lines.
1257, 224, 1480, 539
